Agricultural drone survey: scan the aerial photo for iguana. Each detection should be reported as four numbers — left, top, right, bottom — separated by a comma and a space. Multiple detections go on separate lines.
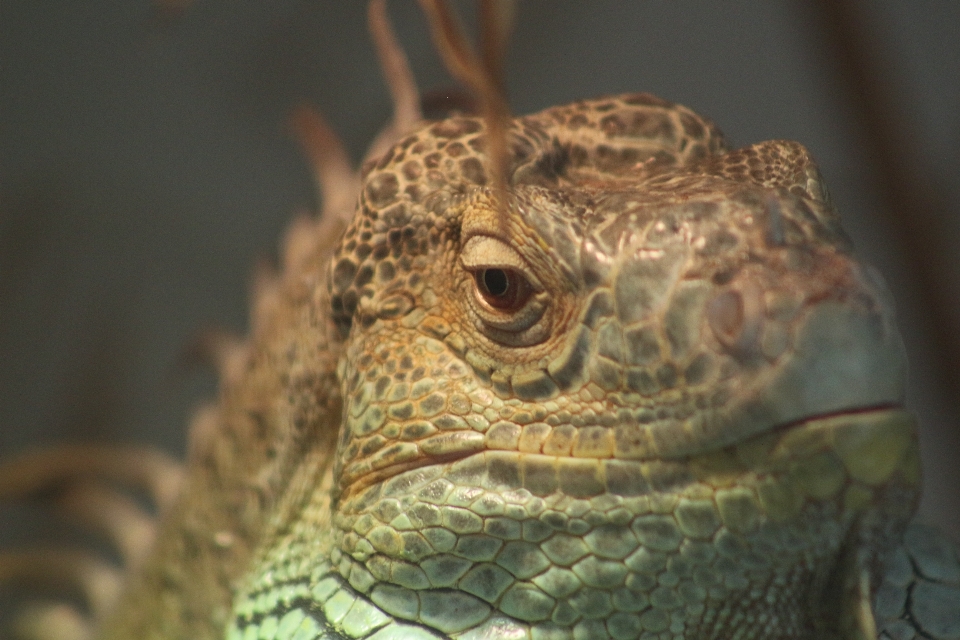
2, 2, 958, 639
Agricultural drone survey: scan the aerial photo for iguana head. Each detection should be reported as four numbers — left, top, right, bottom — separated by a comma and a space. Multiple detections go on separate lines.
325, 94, 919, 637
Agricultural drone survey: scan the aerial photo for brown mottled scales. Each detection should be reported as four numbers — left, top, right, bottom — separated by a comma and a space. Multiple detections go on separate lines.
3, 4, 959, 640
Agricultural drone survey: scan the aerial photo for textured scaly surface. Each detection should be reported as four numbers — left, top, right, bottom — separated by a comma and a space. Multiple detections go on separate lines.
6, 4, 959, 640
215, 90, 934, 639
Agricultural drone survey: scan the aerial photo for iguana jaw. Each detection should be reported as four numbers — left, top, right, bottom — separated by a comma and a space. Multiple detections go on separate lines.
328, 405, 919, 637
337, 281, 909, 503
339, 404, 913, 507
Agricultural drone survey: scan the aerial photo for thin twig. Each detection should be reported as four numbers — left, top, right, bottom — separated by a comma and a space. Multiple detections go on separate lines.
478, 0, 515, 98
369, 0, 423, 139
417, 0, 513, 226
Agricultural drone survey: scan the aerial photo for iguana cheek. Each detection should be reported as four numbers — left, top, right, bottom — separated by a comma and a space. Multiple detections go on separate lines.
330, 305, 917, 632
331, 391, 919, 636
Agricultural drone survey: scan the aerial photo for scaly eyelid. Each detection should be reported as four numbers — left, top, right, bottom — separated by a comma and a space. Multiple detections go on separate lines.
459, 235, 542, 290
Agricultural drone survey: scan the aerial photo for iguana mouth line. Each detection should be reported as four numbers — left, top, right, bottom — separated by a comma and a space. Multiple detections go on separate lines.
339, 403, 903, 501
339, 449, 480, 500
764, 402, 901, 436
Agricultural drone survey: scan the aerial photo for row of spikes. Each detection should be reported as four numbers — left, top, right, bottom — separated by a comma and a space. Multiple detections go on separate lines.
0, 1, 515, 638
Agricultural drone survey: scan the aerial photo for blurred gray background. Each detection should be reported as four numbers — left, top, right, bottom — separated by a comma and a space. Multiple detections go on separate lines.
2, 0, 958, 567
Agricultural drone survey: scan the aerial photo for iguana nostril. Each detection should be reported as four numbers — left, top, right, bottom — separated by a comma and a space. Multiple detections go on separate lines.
765, 192, 786, 246
708, 290, 745, 345
708, 283, 764, 356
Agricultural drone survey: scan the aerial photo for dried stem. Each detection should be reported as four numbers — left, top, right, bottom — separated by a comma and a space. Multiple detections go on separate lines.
417, 0, 513, 227
478, 0, 515, 97
369, 0, 423, 141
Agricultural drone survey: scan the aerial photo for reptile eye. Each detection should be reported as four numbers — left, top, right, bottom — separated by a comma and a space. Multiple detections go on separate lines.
460, 235, 547, 340
475, 268, 531, 311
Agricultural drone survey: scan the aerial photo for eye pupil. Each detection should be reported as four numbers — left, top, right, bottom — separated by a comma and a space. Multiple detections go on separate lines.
472, 267, 531, 312
482, 269, 509, 297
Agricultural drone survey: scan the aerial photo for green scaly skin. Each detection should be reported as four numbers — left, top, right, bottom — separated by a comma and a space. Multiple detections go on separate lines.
94, 94, 960, 640
218, 94, 954, 639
